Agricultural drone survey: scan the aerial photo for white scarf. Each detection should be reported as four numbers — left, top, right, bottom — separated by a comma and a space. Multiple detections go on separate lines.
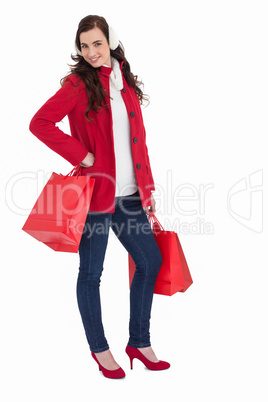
110, 57, 123, 91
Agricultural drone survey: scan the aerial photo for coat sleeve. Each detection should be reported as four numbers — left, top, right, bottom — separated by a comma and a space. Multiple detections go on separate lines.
145, 138, 155, 191
29, 75, 88, 166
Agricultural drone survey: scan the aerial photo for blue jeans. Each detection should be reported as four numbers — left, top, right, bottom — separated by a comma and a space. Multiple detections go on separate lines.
77, 190, 163, 353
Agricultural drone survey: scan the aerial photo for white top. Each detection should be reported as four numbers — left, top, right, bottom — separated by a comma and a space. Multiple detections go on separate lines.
104, 58, 138, 197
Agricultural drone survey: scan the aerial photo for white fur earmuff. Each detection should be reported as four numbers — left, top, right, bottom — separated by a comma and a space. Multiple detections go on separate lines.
75, 43, 83, 56
108, 26, 120, 50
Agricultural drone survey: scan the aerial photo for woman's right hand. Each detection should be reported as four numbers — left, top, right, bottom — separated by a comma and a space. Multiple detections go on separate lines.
80, 152, 95, 168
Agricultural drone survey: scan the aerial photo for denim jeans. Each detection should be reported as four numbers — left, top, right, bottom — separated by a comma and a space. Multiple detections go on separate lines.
77, 190, 163, 353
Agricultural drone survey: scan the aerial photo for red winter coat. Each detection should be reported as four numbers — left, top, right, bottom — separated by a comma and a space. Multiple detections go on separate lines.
29, 62, 155, 213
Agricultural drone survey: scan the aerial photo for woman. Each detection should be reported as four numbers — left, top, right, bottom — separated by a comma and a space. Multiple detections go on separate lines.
29, 15, 170, 379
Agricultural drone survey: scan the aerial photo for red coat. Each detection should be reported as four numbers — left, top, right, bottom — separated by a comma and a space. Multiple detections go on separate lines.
29, 62, 155, 213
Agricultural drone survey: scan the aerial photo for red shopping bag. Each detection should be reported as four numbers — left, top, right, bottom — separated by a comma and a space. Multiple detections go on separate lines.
22, 165, 95, 252
128, 213, 193, 295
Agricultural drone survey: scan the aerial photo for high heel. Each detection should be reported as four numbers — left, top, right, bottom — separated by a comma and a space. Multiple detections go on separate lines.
125, 345, 170, 371
91, 353, 126, 379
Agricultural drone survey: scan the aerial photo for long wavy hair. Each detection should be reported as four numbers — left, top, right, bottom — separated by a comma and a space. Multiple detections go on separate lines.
60, 15, 149, 122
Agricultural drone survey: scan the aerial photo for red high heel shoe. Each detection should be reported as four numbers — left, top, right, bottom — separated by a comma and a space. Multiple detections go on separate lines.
91, 353, 126, 379
125, 345, 170, 371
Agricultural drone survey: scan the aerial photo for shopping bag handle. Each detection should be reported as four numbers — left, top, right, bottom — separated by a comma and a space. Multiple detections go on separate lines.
148, 213, 164, 235
62, 165, 83, 180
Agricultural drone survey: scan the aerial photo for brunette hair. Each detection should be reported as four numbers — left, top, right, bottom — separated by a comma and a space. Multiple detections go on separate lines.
60, 15, 149, 122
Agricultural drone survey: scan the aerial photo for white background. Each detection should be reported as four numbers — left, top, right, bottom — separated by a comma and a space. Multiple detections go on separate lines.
1, 0, 267, 401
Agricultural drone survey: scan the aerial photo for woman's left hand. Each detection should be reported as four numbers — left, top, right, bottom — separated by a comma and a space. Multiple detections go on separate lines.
144, 193, 156, 215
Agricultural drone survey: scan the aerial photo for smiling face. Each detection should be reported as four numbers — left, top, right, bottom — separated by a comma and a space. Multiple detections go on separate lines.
79, 27, 111, 68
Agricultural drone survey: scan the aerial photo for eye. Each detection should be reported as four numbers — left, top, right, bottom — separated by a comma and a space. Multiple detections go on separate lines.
95, 43, 101, 47
81, 44, 88, 49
